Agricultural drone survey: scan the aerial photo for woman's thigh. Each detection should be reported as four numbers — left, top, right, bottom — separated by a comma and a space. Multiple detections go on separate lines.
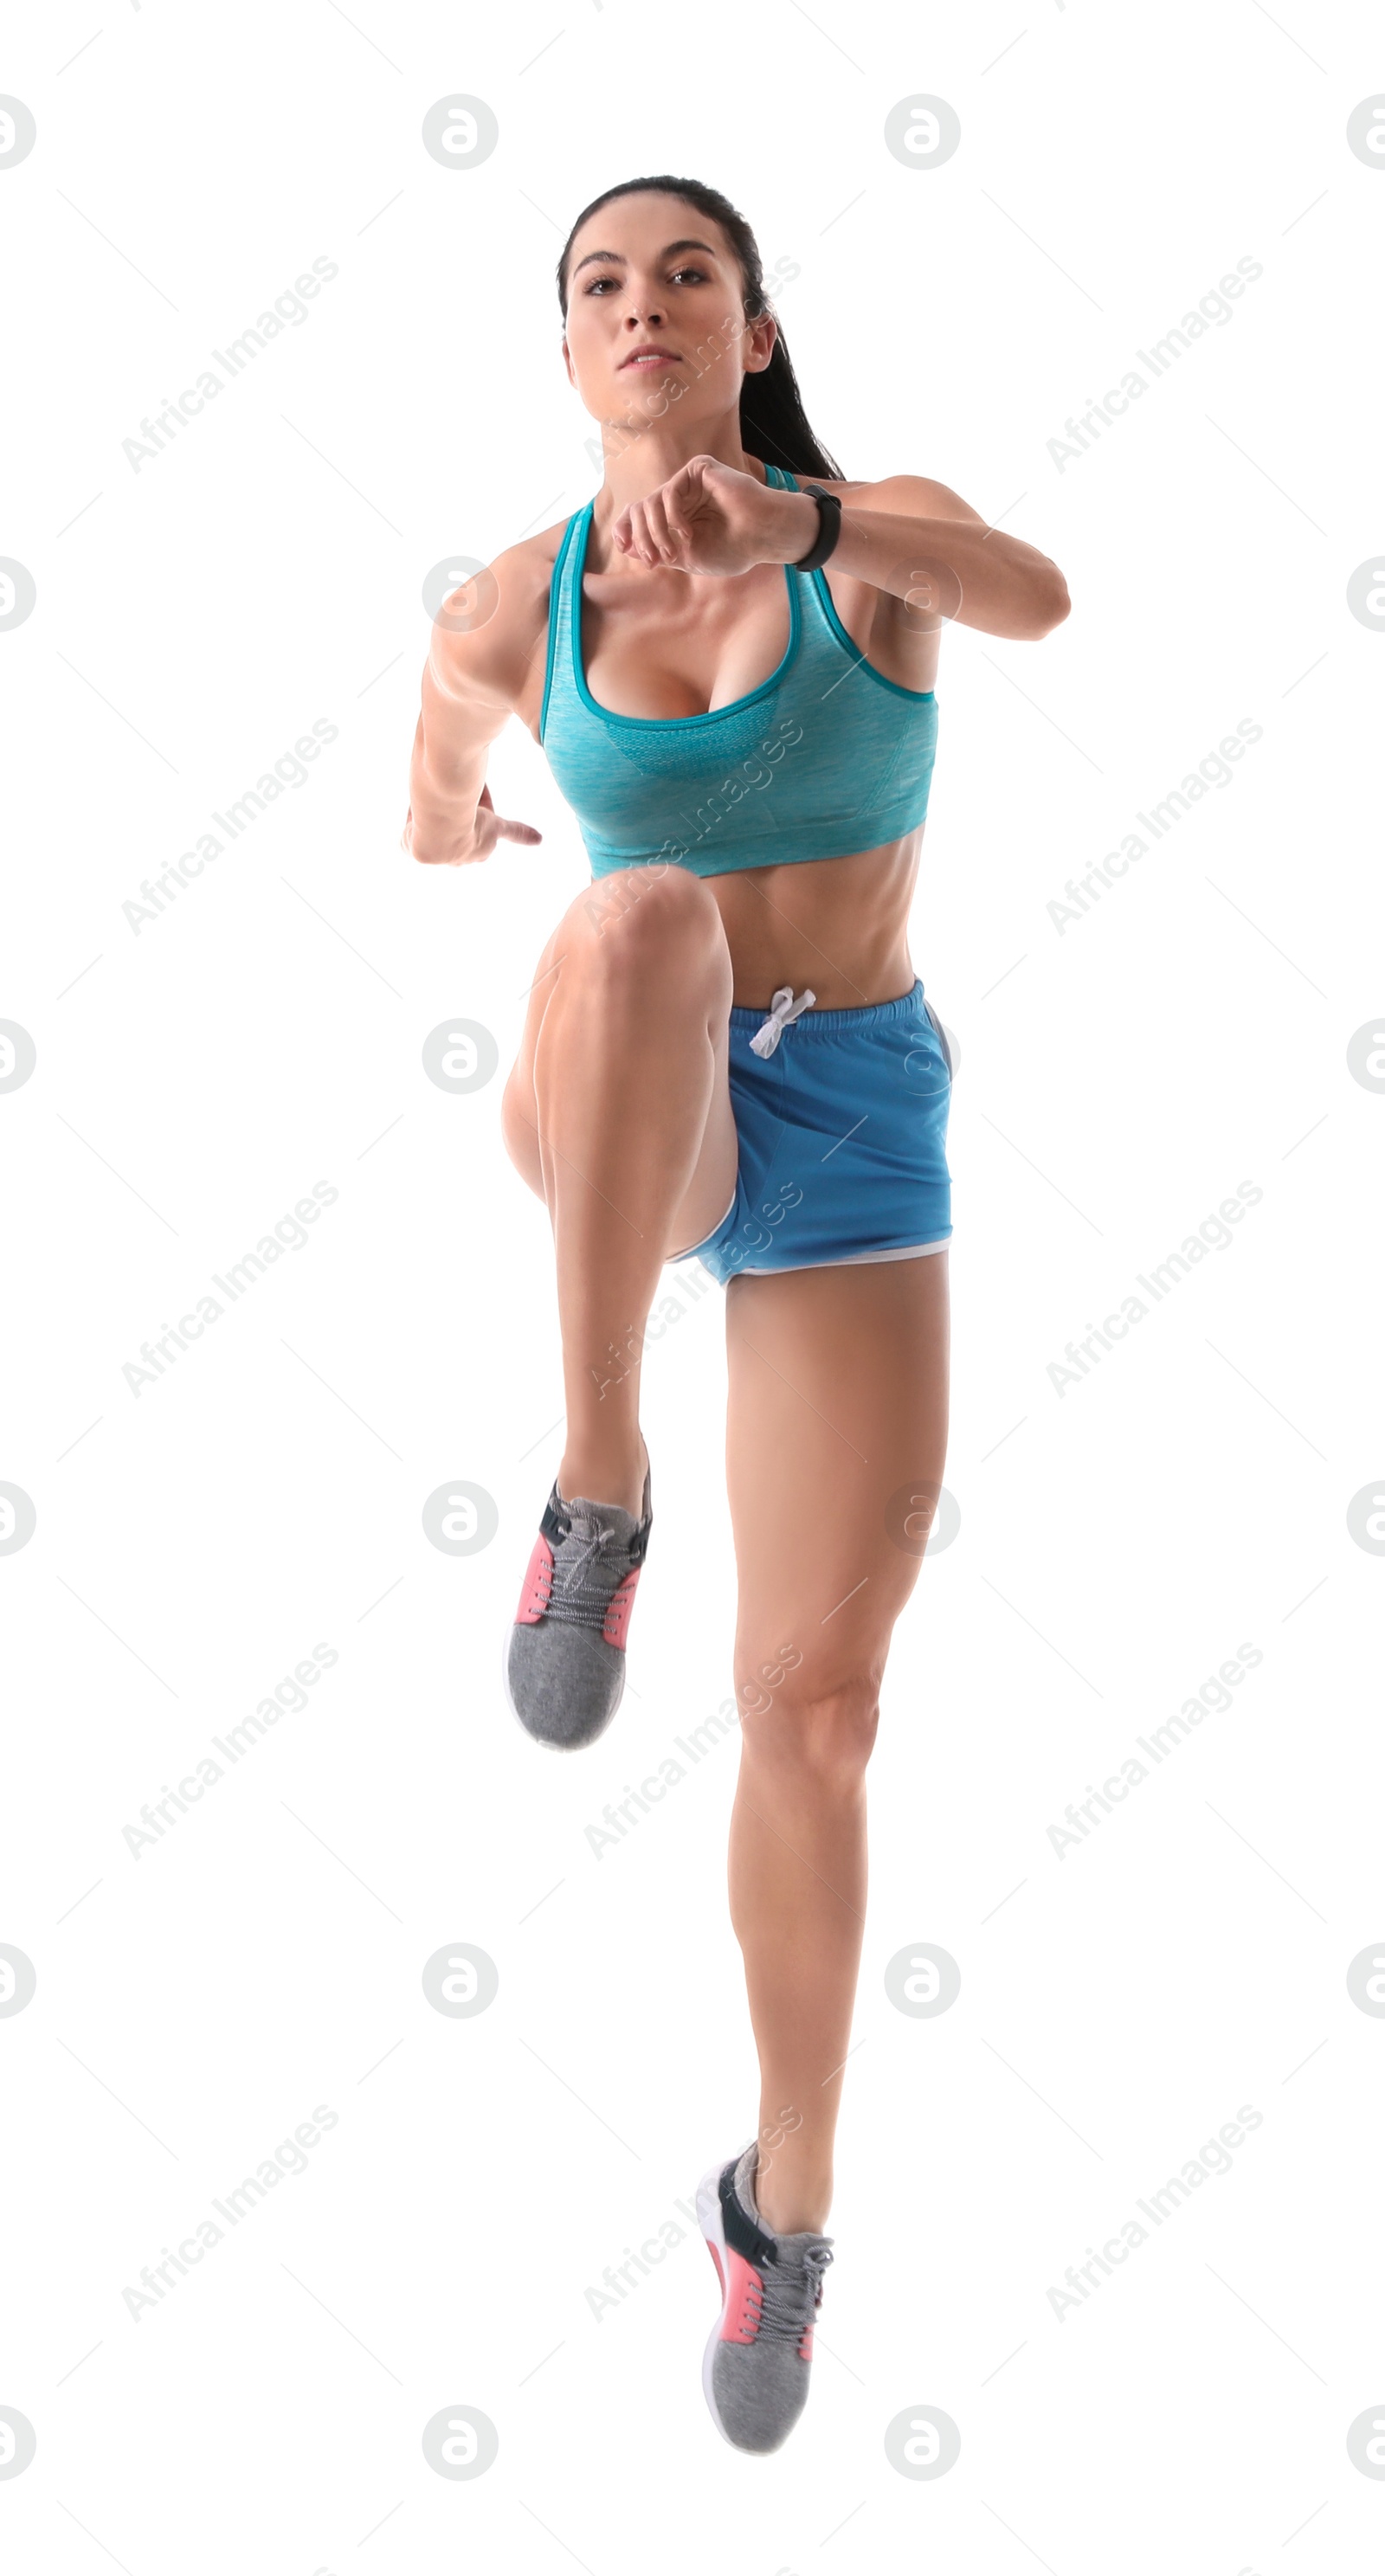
725, 1252, 950, 1697
499, 870, 739, 1257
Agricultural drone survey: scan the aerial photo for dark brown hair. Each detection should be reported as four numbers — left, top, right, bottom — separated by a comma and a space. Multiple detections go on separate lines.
556, 173, 844, 480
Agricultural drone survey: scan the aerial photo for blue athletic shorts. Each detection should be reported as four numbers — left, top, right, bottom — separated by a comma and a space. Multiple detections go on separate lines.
671, 978, 954, 1286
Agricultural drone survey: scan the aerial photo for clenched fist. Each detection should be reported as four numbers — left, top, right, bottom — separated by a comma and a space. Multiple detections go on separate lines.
610, 454, 820, 579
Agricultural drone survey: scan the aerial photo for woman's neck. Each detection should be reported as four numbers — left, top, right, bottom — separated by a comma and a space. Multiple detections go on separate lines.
593, 419, 767, 525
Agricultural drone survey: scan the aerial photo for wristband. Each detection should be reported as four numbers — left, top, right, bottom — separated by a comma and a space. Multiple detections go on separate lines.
791, 482, 842, 572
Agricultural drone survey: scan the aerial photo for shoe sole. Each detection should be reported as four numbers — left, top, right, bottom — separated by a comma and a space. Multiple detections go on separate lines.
499, 1614, 626, 1753
696, 2157, 742, 2448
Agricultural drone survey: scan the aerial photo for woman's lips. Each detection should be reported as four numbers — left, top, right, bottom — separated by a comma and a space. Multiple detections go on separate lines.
621, 350, 680, 368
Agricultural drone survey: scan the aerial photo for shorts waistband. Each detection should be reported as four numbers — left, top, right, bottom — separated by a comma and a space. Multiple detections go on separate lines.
727, 976, 926, 1036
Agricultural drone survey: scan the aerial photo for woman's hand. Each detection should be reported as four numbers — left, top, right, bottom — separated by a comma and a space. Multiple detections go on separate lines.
403, 783, 543, 866
610, 455, 819, 579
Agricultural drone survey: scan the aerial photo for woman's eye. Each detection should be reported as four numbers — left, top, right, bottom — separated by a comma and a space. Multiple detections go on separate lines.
585, 267, 708, 293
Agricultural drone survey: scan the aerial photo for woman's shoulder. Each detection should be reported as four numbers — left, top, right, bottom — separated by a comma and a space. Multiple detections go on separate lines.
811, 472, 989, 526
426, 509, 582, 714
469, 508, 579, 612
509, 506, 585, 570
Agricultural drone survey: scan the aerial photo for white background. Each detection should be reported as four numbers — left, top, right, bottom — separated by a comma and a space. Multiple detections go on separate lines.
2, 1, 1382, 2569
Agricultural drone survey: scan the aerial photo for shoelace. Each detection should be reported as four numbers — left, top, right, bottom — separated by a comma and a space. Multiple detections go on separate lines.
748, 985, 816, 1058
748, 2240, 834, 2341
540, 1509, 630, 1633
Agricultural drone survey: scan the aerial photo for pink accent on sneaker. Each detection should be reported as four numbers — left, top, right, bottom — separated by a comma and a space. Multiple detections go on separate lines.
718, 2246, 766, 2346
515, 1533, 555, 1625
602, 1566, 641, 1649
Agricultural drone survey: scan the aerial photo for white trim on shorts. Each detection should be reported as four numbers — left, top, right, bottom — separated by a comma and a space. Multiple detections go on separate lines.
735, 1238, 950, 1274
667, 1225, 950, 1272
666, 1189, 738, 1266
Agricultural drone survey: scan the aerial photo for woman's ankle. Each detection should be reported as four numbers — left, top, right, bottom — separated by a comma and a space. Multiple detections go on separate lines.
751, 2145, 834, 2238
557, 1431, 648, 1519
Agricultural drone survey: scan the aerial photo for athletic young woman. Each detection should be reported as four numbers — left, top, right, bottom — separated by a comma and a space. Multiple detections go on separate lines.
404, 174, 1069, 2453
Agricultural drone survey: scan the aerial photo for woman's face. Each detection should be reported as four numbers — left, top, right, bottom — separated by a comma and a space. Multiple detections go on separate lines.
562, 191, 775, 434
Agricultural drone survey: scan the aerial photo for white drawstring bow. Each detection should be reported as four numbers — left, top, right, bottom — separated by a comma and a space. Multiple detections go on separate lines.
748, 985, 816, 1058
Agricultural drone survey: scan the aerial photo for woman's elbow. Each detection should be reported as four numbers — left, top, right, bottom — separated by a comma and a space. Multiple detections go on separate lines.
1028, 568, 1071, 638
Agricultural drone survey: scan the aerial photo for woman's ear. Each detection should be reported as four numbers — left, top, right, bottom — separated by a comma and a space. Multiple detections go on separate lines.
742, 311, 778, 376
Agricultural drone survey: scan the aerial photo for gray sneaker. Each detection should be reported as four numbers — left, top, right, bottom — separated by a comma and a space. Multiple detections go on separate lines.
697, 2143, 834, 2452
505, 1470, 652, 1750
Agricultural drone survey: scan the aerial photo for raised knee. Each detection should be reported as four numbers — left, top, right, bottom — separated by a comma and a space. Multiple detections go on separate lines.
741, 1676, 880, 1787
568, 863, 726, 982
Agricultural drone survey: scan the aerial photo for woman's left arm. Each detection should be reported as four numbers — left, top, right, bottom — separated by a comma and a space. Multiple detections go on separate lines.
614, 456, 1069, 641
796, 474, 1070, 642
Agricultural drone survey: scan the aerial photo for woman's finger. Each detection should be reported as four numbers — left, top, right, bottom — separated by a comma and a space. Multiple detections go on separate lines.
642, 488, 682, 565
622, 499, 654, 566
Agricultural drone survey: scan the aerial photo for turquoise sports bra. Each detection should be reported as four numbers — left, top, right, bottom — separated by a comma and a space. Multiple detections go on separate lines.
538, 462, 938, 879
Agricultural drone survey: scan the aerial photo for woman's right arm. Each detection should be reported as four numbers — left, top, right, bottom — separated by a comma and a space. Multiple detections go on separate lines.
403, 543, 549, 867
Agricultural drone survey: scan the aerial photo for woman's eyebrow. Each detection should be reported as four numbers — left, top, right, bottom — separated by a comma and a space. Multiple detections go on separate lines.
571, 237, 718, 277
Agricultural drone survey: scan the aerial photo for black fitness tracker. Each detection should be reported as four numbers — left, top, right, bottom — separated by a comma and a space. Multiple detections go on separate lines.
791, 482, 842, 572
